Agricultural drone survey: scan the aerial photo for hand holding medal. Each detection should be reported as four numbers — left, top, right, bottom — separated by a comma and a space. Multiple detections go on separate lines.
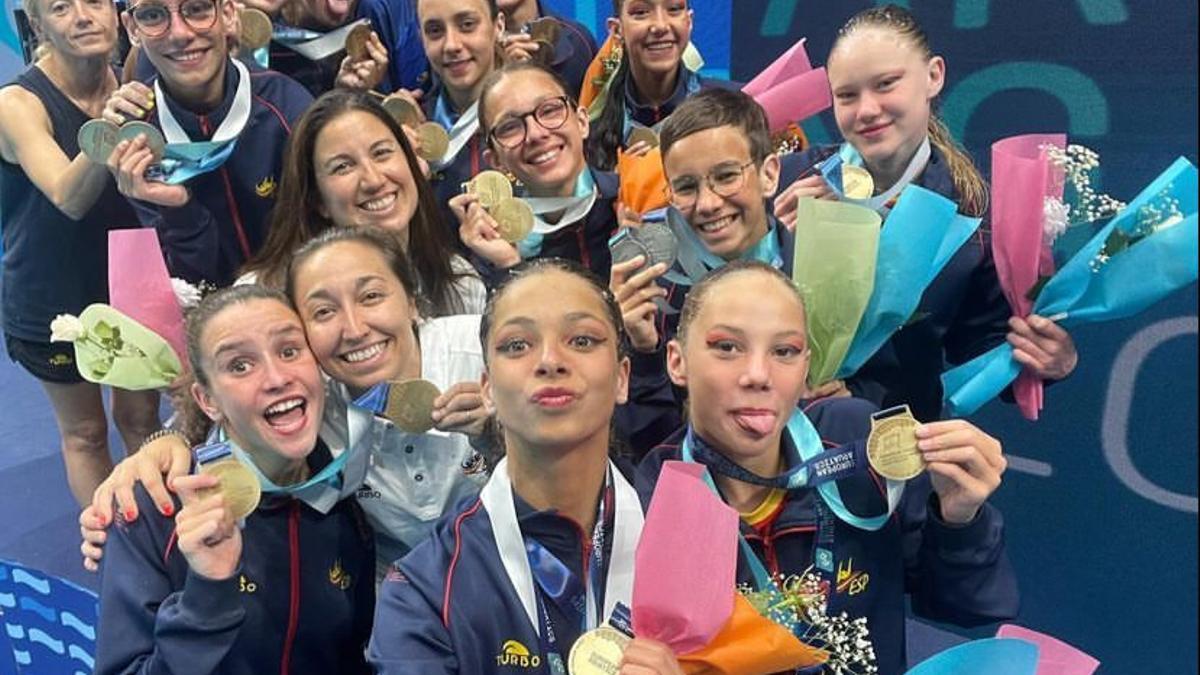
171, 470, 247, 582
463, 170, 535, 243
914, 418, 1006, 525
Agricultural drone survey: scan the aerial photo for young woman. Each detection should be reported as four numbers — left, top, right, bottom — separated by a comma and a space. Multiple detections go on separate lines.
774, 4, 1078, 419
368, 259, 681, 674
452, 62, 620, 284
497, 0, 598, 97
412, 0, 506, 213
586, 0, 731, 170
635, 261, 1018, 675
94, 285, 375, 674
244, 89, 485, 316
84, 228, 492, 576
0, 0, 160, 505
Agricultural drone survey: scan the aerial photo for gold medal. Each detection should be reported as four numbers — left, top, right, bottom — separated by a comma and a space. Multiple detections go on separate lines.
567, 625, 630, 675
841, 164, 875, 200
238, 7, 273, 50
527, 16, 561, 44
866, 404, 925, 481
465, 170, 514, 210
626, 126, 659, 150
384, 379, 442, 433
77, 118, 120, 163
344, 23, 372, 61
383, 95, 422, 128
415, 121, 450, 161
491, 197, 534, 243
197, 458, 262, 520
117, 121, 166, 160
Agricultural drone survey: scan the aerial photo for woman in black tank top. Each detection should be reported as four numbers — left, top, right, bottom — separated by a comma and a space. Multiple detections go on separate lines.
0, 0, 161, 506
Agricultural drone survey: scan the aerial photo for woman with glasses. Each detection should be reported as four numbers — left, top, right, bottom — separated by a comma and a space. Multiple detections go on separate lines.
102, 0, 312, 286
451, 62, 619, 284
243, 89, 486, 315
0, 0, 161, 506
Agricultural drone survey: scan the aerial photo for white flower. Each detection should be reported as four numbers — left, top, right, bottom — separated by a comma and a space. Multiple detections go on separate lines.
50, 314, 84, 343
171, 277, 202, 309
1043, 196, 1071, 245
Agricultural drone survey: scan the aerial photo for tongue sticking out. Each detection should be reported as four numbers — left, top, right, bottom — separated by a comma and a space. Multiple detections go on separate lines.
732, 411, 776, 437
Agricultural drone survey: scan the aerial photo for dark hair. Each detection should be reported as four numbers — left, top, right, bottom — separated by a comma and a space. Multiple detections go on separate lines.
831, 4, 988, 217
244, 89, 470, 315
417, 0, 499, 20
675, 260, 807, 345
185, 284, 294, 388
285, 225, 424, 317
479, 258, 629, 364
477, 61, 575, 149
660, 88, 773, 164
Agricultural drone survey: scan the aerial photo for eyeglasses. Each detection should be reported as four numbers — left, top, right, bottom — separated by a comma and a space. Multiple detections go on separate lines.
488, 95, 573, 150
668, 160, 757, 210
129, 0, 219, 38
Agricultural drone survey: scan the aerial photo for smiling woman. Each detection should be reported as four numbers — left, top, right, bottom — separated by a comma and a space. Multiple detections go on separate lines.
0, 0, 160, 506
94, 285, 376, 675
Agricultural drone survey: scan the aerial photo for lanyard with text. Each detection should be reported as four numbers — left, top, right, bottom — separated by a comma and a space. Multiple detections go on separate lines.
479, 457, 643, 647
151, 59, 252, 184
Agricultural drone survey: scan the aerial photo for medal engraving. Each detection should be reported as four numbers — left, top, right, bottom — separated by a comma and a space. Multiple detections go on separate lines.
841, 164, 874, 200
866, 404, 924, 480
567, 625, 630, 675
77, 119, 120, 163
384, 379, 442, 433
197, 459, 262, 520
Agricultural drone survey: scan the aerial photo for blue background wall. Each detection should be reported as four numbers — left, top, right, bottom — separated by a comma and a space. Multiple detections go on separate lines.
550, 2, 1199, 672
2, 1, 1196, 672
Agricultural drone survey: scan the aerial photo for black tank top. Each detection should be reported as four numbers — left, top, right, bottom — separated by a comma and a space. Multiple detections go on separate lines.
1, 66, 137, 341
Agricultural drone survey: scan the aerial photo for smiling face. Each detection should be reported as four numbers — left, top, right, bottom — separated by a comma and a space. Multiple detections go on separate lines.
312, 110, 420, 240
291, 239, 421, 393
418, 0, 503, 106
663, 125, 779, 260
828, 26, 943, 174
482, 69, 590, 197
667, 270, 809, 463
124, 0, 234, 106
612, 0, 692, 80
192, 298, 325, 467
31, 0, 120, 59
482, 269, 629, 454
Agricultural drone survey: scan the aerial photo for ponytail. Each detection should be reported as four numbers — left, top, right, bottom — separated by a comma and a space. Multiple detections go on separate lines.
927, 114, 988, 217
586, 53, 629, 171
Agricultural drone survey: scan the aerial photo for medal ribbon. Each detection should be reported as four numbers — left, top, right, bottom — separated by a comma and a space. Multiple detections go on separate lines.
480, 457, 643, 641
680, 409, 905, 532
835, 136, 931, 215
352, 381, 389, 414
273, 19, 366, 61
663, 208, 784, 286
516, 168, 599, 259
430, 95, 480, 171
152, 59, 252, 184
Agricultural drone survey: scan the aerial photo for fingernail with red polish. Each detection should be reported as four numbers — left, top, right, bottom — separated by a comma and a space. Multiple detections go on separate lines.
161, 503, 174, 516
124, 509, 136, 521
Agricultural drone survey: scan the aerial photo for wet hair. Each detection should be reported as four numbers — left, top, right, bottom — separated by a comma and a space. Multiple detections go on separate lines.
479, 258, 629, 364
675, 260, 807, 346
245, 89, 470, 316
477, 62, 575, 149
185, 284, 294, 388
659, 88, 773, 164
831, 4, 988, 217
286, 225, 424, 317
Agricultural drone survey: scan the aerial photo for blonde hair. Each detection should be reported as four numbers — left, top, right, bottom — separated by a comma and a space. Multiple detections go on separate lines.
834, 4, 988, 217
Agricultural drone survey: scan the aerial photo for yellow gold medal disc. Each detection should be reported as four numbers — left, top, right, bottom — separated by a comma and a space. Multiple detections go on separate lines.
466, 170, 514, 210
866, 404, 925, 481
841, 164, 875, 200
197, 459, 262, 520
567, 625, 631, 675
490, 197, 535, 243
384, 379, 442, 433
416, 122, 450, 162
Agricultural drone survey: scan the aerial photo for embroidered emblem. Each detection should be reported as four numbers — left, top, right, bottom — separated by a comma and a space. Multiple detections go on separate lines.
836, 558, 869, 596
255, 176, 276, 197
495, 640, 542, 669
329, 559, 352, 590
238, 574, 258, 593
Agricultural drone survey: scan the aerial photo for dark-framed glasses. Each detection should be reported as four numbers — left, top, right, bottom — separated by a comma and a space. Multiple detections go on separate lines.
668, 160, 758, 210
129, 0, 218, 38
488, 95, 573, 149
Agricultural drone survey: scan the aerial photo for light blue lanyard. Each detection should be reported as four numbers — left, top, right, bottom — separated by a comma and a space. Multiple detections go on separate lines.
516, 168, 596, 259
148, 138, 239, 185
